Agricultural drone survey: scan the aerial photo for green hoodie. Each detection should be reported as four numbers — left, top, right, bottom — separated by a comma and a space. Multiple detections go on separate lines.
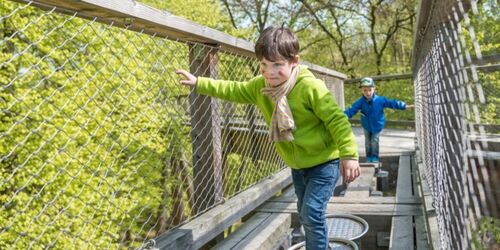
196, 66, 358, 169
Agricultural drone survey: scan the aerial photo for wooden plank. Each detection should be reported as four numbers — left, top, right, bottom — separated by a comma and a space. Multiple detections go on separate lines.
344, 73, 413, 84
415, 215, 430, 250
302, 61, 347, 85
155, 168, 292, 250
256, 201, 421, 216
279, 184, 297, 198
214, 212, 291, 250
273, 182, 422, 204
389, 155, 417, 249
326, 77, 345, 109
153, 230, 192, 250
344, 166, 375, 198
13, 0, 256, 57
269, 196, 422, 205
397, 155, 414, 199
349, 119, 416, 129
412, 156, 430, 250
467, 149, 500, 160
214, 213, 269, 249
359, 162, 380, 168
416, 154, 441, 249
389, 216, 414, 250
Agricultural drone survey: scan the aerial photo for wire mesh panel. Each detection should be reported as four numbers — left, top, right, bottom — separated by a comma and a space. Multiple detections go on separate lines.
413, 0, 499, 249
0, 1, 295, 249
316, 72, 346, 110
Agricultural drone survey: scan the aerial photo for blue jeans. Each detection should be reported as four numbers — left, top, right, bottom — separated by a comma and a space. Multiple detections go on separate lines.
291, 159, 340, 250
363, 128, 380, 161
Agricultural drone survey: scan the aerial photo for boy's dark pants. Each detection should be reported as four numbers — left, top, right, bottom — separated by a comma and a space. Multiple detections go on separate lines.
363, 128, 380, 162
291, 159, 340, 250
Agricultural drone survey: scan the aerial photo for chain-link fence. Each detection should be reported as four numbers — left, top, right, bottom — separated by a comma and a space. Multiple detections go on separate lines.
0, 1, 346, 249
413, 0, 499, 249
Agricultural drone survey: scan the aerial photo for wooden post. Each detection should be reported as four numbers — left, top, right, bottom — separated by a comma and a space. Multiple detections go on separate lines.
325, 75, 345, 110
189, 44, 223, 214
333, 77, 345, 110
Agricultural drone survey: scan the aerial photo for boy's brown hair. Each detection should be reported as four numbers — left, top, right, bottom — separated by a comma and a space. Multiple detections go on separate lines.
255, 26, 299, 62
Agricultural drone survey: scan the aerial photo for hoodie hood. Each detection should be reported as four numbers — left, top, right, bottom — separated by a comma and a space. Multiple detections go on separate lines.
296, 65, 316, 83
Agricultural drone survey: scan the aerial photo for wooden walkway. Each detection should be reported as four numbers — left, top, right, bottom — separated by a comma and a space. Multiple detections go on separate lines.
158, 127, 429, 250
213, 127, 426, 250
351, 126, 416, 157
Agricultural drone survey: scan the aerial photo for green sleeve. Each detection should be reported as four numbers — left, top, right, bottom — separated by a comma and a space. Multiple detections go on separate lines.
196, 77, 259, 104
307, 80, 359, 160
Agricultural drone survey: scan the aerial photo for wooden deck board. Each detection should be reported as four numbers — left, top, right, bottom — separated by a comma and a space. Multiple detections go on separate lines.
344, 165, 375, 198
412, 155, 430, 250
155, 169, 292, 250
396, 155, 414, 198
213, 212, 291, 250
256, 201, 421, 216
389, 155, 416, 249
270, 196, 421, 205
352, 127, 416, 156
389, 216, 414, 250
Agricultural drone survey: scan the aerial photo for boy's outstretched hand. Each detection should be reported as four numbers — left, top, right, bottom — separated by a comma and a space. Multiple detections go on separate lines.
340, 159, 360, 183
175, 69, 197, 87
406, 104, 415, 109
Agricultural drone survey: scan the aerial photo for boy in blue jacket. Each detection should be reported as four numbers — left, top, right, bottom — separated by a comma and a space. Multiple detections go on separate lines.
344, 77, 414, 162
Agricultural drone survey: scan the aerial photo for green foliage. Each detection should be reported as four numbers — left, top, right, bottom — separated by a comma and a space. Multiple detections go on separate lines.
223, 153, 281, 197
444, 0, 499, 127
472, 217, 500, 250
466, 1, 499, 126
0, 2, 192, 248
136, 0, 253, 39
477, 71, 500, 125
466, 0, 499, 58
0, 1, 281, 249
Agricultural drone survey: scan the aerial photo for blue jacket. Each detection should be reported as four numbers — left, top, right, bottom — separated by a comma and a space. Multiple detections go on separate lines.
344, 94, 406, 133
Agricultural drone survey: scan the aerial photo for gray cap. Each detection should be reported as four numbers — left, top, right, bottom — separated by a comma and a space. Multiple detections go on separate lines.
359, 77, 374, 88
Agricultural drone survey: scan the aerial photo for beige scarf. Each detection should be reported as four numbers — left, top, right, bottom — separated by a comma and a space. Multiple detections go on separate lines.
261, 66, 300, 142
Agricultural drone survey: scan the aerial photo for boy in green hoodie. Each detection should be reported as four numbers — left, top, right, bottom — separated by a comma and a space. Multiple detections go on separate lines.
176, 26, 360, 250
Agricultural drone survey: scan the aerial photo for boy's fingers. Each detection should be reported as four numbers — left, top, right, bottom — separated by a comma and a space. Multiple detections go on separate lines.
349, 169, 358, 182
340, 163, 345, 182
343, 165, 349, 183
175, 69, 196, 86
175, 69, 193, 80
345, 170, 352, 183
175, 69, 187, 77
